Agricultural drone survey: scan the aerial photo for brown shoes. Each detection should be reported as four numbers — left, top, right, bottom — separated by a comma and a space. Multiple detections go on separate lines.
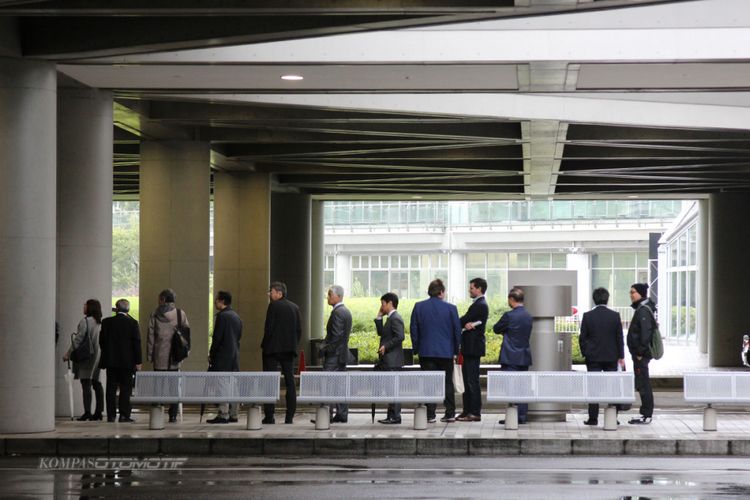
456, 414, 481, 422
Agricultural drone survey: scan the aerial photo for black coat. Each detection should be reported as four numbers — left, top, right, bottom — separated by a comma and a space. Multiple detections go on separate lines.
459, 296, 489, 357
209, 307, 243, 371
579, 305, 624, 363
99, 313, 142, 370
261, 298, 302, 355
627, 299, 656, 358
375, 311, 405, 369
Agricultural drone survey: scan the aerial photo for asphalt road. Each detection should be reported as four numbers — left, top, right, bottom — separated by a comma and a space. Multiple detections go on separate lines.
2, 456, 750, 499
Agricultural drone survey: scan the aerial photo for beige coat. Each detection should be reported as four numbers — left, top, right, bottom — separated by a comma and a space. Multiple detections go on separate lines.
147, 304, 190, 370
67, 316, 101, 380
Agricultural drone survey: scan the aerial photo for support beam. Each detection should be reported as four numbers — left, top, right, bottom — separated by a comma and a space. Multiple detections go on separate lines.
139, 141, 210, 372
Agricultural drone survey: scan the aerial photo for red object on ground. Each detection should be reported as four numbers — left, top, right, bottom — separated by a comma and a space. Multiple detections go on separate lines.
298, 350, 306, 373
457, 353, 464, 365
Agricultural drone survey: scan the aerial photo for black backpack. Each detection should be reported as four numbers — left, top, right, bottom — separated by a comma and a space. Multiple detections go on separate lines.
170, 308, 190, 364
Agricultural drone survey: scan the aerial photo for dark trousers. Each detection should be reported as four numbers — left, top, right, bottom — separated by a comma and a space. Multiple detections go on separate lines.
633, 355, 654, 418
501, 364, 529, 422
263, 352, 297, 421
461, 355, 482, 416
154, 368, 178, 419
384, 366, 402, 421
106, 367, 134, 419
323, 355, 348, 420
585, 360, 618, 422
420, 356, 455, 420
80, 378, 103, 417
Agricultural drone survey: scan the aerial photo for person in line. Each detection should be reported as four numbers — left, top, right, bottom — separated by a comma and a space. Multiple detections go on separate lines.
578, 287, 624, 426
261, 282, 301, 424
207, 290, 243, 424
317, 285, 353, 423
63, 299, 104, 421
375, 292, 405, 424
99, 299, 141, 423
147, 289, 190, 423
457, 277, 489, 422
493, 287, 533, 425
410, 278, 462, 423
627, 282, 656, 425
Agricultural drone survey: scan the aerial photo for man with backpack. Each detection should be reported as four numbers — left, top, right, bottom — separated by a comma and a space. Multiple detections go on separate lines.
627, 283, 657, 425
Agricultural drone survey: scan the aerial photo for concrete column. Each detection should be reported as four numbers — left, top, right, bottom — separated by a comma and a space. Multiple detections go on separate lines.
214, 172, 270, 370
448, 251, 466, 303
334, 253, 351, 296
56, 87, 113, 417
310, 200, 325, 340
139, 141, 210, 372
566, 253, 591, 311
271, 193, 312, 361
0, 57, 57, 433
708, 193, 750, 366
697, 199, 709, 354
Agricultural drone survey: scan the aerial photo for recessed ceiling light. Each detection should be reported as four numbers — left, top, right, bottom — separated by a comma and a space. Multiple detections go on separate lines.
627, 195, 639, 198
411, 195, 423, 199
281, 74, 304, 81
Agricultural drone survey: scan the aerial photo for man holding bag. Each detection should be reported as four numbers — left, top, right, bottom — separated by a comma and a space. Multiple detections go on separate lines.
457, 278, 489, 422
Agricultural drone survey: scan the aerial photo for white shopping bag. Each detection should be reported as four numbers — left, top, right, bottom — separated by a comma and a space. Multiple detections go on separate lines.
453, 363, 465, 394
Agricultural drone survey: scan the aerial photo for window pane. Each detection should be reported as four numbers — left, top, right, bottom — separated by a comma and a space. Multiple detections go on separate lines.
352, 271, 369, 297
613, 252, 635, 268
467, 253, 486, 268
371, 271, 388, 296
361, 256, 370, 268
410, 255, 419, 268
509, 253, 529, 269
488, 252, 507, 269
409, 270, 421, 299
551, 253, 567, 269
592, 252, 612, 268
390, 271, 408, 298
530, 253, 551, 269
351, 255, 360, 269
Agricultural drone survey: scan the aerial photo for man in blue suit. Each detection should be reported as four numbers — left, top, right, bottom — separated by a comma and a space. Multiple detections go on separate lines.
410, 278, 462, 423
493, 287, 533, 424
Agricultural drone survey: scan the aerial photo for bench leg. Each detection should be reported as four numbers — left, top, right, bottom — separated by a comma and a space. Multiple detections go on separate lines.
703, 405, 717, 431
414, 404, 427, 430
150, 405, 165, 430
504, 405, 518, 430
315, 405, 330, 430
603, 405, 618, 431
246, 404, 262, 431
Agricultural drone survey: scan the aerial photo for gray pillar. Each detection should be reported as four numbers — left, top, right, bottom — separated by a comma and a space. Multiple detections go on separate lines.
0, 57, 57, 433
214, 172, 270, 371
697, 199, 709, 354
56, 87, 113, 417
310, 200, 325, 341
708, 193, 750, 367
139, 141, 210, 372
271, 193, 312, 362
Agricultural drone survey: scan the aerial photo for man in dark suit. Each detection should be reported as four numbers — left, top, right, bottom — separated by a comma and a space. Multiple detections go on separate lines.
99, 299, 142, 423
457, 277, 489, 422
207, 290, 243, 424
579, 287, 625, 426
410, 278, 462, 423
261, 281, 302, 424
375, 292, 405, 424
493, 287, 533, 424
319, 285, 353, 423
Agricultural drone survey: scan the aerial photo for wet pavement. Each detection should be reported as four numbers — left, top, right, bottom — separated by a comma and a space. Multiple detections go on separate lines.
2, 456, 750, 499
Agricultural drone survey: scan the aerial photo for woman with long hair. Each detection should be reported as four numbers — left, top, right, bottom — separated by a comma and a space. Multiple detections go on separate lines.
63, 299, 104, 421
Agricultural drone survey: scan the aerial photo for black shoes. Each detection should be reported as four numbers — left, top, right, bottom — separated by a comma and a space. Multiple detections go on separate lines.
331, 415, 348, 423
207, 416, 229, 424
168, 416, 178, 423
498, 419, 527, 425
583, 419, 598, 426
118, 416, 135, 423
628, 416, 652, 425
76, 413, 92, 421
378, 418, 401, 425
228, 417, 239, 423
440, 415, 456, 423
91, 413, 103, 421
262, 417, 276, 425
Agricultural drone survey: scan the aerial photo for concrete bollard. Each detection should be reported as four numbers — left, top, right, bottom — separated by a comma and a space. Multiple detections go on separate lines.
247, 404, 262, 430
603, 405, 618, 431
703, 405, 717, 431
414, 404, 427, 430
150, 405, 165, 430
504, 405, 519, 430
315, 405, 330, 430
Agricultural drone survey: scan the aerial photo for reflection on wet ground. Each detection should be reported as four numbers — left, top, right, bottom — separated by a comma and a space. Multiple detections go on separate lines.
2, 456, 750, 499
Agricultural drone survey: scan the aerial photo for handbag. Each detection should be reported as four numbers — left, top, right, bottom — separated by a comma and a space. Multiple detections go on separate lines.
69, 318, 92, 363
170, 308, 190, 364
453, 362, 465, 394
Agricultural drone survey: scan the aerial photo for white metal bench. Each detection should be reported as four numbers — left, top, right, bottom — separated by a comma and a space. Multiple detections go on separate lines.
487, 371, 635, 430
132, 371, 280, 430
298, 371, 445, 430
684, 371, 750, 431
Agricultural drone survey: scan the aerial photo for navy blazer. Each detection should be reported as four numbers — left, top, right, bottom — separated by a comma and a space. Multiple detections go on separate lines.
493, 305, 533, 367
410, 296, 461, 359
459, 296, 489, 357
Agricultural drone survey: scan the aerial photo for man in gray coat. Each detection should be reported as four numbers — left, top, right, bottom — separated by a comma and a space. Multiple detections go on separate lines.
318, 285, 353, 423
207, 290, 243, 424
375, 292, 404, 424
